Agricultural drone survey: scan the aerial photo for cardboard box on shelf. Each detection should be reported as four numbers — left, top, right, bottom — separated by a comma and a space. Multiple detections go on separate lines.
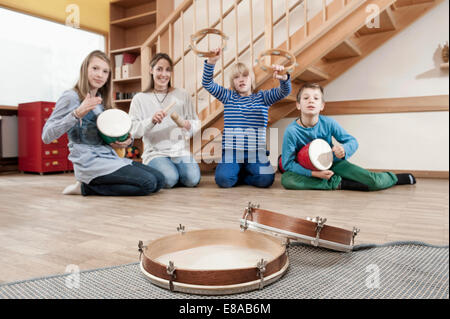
122, 55, 141, 79
115, 66, 122, 80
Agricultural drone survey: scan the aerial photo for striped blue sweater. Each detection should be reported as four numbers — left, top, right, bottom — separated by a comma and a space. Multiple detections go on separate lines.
202, 61, 292, 151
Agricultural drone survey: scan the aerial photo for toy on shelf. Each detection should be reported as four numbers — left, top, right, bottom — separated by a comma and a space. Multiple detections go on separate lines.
126, 146, 140, 159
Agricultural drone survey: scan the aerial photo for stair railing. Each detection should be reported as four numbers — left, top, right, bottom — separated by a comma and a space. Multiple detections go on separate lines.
142, 0, 358, 123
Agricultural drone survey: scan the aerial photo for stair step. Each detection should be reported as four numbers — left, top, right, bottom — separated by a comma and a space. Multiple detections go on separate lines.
394, 0, 434, 8
194, 152, 222, 163
357, 7, 397, 36
323, 39, 362, 61
295, 66, 330, 83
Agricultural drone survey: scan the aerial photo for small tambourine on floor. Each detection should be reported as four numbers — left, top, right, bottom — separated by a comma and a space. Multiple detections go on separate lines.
189, 28, 229, 58
240, 205, 360, 253
256, 49, 297, 75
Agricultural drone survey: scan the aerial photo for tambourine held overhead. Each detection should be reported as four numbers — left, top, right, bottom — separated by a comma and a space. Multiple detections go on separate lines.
256, 49, 297, 75
189, 28, 229, 58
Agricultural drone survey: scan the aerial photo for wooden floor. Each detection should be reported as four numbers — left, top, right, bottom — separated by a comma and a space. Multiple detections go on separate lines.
0, 172, 448, 284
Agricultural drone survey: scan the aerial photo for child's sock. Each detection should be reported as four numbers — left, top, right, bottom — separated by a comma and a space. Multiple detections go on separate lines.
62, 181, 82, 195
395, 173, 416, 185
338, 178, 369, 192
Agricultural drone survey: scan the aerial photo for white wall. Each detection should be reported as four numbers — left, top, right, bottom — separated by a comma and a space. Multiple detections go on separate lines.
271, 1, 449, 172
325, 1, 449, 100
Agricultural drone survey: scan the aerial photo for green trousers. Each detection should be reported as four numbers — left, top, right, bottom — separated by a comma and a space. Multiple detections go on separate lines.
281, 160, 398, 191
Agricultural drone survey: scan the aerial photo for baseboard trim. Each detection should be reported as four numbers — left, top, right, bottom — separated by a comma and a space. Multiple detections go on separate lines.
369, 169, 449, 179
199, 163, 449, 179
322, 95, 449, 115
285, 95, 449, 117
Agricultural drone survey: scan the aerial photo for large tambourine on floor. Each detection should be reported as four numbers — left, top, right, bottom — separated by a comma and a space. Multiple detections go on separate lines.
256, 49, 297, 74
139, 228, 289, 295
189, 28, 229, 58
240, 204, 360, 252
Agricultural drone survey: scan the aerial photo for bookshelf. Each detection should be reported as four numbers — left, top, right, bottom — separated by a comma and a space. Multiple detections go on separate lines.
109, 0, 173, 159
109, 0, 173, 110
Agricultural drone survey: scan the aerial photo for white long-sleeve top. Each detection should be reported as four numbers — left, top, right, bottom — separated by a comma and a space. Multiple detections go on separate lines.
129, 88, 201, 165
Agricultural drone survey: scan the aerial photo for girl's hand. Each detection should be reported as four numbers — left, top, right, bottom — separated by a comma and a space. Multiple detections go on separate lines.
332, 145, 346, 159
75, 93, 102, 118
272, 64, 288, 81
152, 110, 167, 124
207, 48, 222, 65
110, 136, 132, 149
312, 170, 334, 180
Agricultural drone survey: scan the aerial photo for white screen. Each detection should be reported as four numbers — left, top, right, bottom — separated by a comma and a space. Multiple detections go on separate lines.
0, 7, 105, 106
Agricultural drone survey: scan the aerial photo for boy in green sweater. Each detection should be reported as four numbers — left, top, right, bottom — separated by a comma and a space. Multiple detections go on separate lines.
280, 83, 416, 191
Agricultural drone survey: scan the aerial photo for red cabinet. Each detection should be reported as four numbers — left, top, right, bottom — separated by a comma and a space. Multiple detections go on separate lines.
18, 101, 73, 173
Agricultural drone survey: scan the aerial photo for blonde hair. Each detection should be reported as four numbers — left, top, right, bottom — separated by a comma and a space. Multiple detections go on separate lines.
229, 62, 255, 93
73, 50, 112, 109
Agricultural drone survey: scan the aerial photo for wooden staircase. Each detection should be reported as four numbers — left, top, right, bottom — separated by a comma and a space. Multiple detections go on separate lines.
140, 0, 442, 170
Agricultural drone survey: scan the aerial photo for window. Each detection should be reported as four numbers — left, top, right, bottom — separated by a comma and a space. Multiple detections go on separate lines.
0, 7, 105, 106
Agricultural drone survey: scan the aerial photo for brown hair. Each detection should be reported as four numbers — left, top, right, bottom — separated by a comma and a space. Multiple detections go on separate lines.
73, 50, 112, 109
229, 62, 256, 93
296, 83, 325, 103
145, 52, 174, 92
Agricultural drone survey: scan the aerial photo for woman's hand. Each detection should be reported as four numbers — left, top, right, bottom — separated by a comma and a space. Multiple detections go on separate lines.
272, 64, 288, 81
207, 48, 222, 65
152, 110, 167, 124
183, 120, 191, 131
332, 145, 346, 159
312, 170, 335, 180
110, 136, 132, 149
74, 93, 102, 118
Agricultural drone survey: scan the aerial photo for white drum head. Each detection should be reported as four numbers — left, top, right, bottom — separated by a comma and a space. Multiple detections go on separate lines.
309, 139, 333, 170
97, 109, 131, 138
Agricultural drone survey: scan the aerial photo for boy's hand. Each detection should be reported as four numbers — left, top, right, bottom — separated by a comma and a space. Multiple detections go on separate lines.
332, 145, 346, 159
312, 170, 334, 180
272, 64, 288, 81
207, 48, 222, 64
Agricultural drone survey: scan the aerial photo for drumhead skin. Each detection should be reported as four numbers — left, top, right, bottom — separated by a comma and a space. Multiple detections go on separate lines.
309, 139, 333, 171
140, 228, 289, 295
97, 109, 131, 144
298, 139, 333, 171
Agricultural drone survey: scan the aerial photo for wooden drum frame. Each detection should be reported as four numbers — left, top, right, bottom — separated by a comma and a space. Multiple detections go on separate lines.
240, 203, 360, 252
139, 228, 289, 295
189, 28, 229, 58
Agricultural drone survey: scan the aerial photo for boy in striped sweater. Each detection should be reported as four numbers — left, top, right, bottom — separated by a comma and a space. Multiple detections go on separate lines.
202, 48, 292, 188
